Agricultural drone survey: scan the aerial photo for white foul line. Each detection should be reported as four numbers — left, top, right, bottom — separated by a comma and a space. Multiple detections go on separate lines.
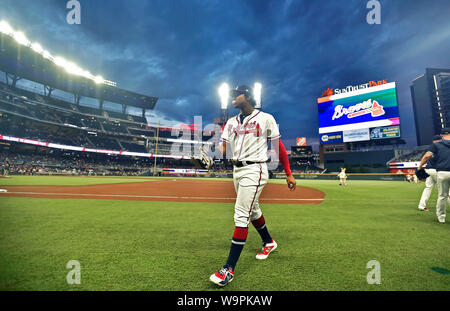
0, 191, 324, 201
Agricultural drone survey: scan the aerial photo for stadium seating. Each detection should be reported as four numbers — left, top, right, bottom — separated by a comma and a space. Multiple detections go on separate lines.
0, 82, 166, 153
387, 147, 428, 163
0, 82, 228, 164
119, 141, 147, 153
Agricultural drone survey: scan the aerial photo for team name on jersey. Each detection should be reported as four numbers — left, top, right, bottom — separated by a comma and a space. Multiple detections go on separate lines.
228, 121, 261, 138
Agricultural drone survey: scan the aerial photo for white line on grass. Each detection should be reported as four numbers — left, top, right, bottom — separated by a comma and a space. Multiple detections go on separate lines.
0, 191, 324, 201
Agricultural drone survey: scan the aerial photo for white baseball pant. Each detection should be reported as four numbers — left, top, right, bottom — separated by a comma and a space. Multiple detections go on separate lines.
436, 171, 450, 221
233, 162, 268, 228
418, 169, 437, 209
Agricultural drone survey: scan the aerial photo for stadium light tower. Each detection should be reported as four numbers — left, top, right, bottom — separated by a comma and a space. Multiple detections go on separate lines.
218, 83, 230, 126
253, 82, 262, 109
218, 83, 229, 110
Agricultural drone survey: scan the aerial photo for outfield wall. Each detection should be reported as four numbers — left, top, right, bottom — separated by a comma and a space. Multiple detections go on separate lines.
276, 173, 406, 181
5, 171, 408, 181
211, 172, 407, 181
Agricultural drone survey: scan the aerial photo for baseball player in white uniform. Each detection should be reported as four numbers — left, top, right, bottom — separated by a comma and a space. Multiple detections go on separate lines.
210, 85, 296, 286
417, 135, 442, 211
338, 167, 347, 186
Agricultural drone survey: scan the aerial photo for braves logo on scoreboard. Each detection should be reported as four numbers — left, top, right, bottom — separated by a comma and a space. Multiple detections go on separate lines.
332, 99, 385, 120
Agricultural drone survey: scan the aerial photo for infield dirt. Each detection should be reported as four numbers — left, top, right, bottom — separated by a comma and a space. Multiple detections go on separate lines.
0, 179, 325, 204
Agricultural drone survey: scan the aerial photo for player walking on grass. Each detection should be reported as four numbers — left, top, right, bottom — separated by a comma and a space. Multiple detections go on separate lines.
417, 135, 442, 211
209, 85, 296, 287
418, 128, 450, 223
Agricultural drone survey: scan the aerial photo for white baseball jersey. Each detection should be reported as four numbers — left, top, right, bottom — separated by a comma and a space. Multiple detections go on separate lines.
338, 171, 347, 178
221, 109, 280, 162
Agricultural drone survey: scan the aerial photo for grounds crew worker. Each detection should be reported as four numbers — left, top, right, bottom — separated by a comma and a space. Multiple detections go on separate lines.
418, 128, 450, 223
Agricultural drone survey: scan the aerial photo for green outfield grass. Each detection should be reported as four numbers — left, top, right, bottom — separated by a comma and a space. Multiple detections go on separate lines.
0, 176, 449, 291
0, 175, 158, 186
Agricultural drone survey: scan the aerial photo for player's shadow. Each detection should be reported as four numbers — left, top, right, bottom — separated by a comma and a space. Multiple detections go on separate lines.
431, 267, 450, 275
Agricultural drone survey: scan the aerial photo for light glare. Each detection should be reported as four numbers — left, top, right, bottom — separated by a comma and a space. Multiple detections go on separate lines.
31, 42, 43, 54
94, 75, 104, 84
253, 82, 262, 109
2, 20, 114, 86
65, 62, 83, 76
218, 83, 229, 109
54, 56, 68, 68
13, 31, 30, 46
0, 21, 13, 35
42, 50, 51, 59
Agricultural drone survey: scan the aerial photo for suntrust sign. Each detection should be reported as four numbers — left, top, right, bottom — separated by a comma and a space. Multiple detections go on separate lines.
321, 80, 388, 96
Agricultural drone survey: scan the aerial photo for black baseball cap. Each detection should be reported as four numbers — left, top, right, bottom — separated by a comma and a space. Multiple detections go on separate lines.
230, 85, 253, 99
440, 127, 450, 135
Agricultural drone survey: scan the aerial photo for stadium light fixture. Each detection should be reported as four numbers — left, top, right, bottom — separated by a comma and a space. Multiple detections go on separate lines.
54, 56, 68, 68
42, 50, 52, 60
0, 20, 13, 35
13, 31, 30, 46
82, 70, 93, 79
253, 82, 262, 109
94, 75, 104, 84
31, 42, 43, 54
218, 83, 229, 110
0, 20, 117, 87
65, 62, 84, 76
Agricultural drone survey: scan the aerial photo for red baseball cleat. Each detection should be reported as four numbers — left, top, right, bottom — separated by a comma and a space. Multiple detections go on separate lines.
256, 239, 277, 260
209, 267, 234, 286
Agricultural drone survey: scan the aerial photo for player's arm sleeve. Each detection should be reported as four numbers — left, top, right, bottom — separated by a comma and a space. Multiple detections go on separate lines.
426, 143, 437, 160
428, 143, 436, 154
418, 144, 435, 169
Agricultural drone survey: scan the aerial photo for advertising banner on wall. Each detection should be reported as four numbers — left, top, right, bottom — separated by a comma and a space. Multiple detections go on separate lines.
296, 137, 307, 146
370, 125, 401, 139
343, 128, 370, 142
320, 132, 344, 144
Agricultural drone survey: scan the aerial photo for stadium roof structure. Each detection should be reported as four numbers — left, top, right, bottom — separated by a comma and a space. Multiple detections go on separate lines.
0, 32, 158, 110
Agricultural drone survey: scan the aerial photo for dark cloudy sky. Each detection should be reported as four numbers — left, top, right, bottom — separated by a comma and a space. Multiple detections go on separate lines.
1, 0, 450, 148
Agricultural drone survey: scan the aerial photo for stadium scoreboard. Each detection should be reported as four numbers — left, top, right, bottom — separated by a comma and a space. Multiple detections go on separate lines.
317, 82, 400, 144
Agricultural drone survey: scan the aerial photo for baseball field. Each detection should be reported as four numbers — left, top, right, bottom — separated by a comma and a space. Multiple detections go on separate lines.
0, 175, 449, 291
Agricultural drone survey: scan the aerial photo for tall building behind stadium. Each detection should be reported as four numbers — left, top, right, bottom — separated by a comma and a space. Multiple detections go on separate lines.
411, 68, 450, 146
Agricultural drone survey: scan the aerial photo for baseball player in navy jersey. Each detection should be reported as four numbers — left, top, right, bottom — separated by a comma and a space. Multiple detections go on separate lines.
418, 128, 450, 223
209, 85, 296, 287
417, 135, 442, 211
